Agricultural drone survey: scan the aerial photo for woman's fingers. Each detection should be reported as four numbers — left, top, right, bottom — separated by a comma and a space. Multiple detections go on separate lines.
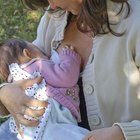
16, 114, 39, 127
83, 132, 95, 140
0, 81, 48, 128
14, 117, 20, 129
15, 76, 43, 90
22, 106, 45, 117
25, 97, 48, 108
63, 44, 74, 50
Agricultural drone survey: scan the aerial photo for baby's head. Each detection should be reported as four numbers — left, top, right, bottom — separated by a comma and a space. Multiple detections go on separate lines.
0, 39, 45, 81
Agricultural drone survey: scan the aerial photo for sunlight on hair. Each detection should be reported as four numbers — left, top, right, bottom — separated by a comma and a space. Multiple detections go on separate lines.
27, 11, 41, 21
123, 62, 140, 86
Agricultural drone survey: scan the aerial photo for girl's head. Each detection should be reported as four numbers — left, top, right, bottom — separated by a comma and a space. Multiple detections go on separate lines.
0, 39, 45, 81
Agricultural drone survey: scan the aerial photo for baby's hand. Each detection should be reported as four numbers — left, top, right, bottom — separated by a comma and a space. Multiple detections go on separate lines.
63, 44, 74, 51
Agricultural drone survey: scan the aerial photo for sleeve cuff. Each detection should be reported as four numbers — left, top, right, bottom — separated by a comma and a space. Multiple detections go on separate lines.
114, 121, 140, 140
59, 48, 81, 64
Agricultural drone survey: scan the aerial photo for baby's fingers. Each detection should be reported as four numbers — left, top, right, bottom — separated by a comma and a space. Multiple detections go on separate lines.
63, 44, 74, 50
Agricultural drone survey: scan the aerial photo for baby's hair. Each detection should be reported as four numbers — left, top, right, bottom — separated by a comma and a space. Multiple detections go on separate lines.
0, 39, 29, 82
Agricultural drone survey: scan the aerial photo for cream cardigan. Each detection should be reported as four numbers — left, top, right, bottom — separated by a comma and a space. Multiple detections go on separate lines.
1, 0, 140, 139
32, 0, 140, 139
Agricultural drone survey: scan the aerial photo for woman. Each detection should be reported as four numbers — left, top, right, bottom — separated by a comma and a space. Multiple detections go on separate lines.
0, 0, 140, 139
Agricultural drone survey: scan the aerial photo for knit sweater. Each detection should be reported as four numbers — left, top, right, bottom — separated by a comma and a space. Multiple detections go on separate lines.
32, 0, 140, 139
1, 0, 140, 139
0, 49, 81, 121
11, 49, 81, 121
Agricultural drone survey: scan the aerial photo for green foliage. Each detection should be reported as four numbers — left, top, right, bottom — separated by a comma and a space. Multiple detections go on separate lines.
0, 0, 43, 83
0, 0, 43, 42
0, 0, 43, 123
0, 118, 7, 124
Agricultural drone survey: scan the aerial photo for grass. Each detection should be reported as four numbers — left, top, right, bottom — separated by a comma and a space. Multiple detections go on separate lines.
0, 0, 43, 42
0, 0, 44, 123
0, 0, 43, 82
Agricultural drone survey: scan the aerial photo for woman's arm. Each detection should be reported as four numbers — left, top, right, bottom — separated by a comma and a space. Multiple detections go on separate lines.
0, 77, 47, 127
83, 125, 125, 140
108, 35, 140, 139
0, 101, 9, 117
0, 83, 10, 117
83, 36, 140, 140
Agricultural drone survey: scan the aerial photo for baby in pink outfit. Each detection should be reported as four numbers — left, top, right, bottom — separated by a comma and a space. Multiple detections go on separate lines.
0, 39, 89, 140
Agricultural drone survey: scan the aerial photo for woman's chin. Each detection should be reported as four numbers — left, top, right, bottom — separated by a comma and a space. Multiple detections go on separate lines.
69, 10, 79, 15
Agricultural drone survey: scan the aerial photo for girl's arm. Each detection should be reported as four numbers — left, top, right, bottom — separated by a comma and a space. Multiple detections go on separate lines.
36, 48, 81, 87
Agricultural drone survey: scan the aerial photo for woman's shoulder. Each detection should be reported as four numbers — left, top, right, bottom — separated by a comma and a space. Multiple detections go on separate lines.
125, 0, 140, 32
42, 9, 68, 23
128, 0, 140, 22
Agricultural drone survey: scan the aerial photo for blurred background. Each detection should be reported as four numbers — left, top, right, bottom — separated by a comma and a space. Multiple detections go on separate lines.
0, 0, 44, 123
0, 0, 43, 81
0, 0, 43, 42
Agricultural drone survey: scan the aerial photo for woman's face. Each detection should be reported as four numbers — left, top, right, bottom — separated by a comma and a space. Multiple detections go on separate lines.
48, 0, 82, 15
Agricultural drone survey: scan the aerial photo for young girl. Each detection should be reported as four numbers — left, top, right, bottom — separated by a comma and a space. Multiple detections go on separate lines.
0, 39, 89, 140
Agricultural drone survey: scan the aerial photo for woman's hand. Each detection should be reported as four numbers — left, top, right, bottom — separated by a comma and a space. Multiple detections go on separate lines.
83, 126, 125, 140
0, 77, 47, 127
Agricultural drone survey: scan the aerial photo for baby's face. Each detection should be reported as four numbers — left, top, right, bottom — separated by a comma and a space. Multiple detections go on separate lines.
27, 42, 47, 59
19, 42, 48, 64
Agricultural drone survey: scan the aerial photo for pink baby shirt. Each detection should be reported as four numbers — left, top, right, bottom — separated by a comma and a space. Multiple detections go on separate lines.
23, 48, 81, 121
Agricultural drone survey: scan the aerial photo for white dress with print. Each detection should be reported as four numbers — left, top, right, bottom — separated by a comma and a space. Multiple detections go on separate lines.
9, 52, 89, 140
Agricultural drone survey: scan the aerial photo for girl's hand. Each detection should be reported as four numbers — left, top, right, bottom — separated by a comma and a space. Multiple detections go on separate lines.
63, 44, 74, 50
83, 126, 124, 140
0, 77, 47, 127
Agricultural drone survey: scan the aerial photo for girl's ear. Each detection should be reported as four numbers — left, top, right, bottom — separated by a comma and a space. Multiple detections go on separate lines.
23, 49, 32, 59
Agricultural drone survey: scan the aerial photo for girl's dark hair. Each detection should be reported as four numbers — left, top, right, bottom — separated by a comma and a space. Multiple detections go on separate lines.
21, 0, 49, 10
0, 39, 28, 81
77, 0, 131, 37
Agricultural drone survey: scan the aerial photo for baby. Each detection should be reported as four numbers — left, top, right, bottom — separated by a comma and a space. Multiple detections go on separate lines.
0, 39, 89, 140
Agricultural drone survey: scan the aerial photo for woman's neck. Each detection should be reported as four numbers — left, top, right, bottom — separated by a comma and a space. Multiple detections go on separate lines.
57, 19, 93, 71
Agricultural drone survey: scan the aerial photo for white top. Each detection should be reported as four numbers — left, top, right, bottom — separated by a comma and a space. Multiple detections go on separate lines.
32, 0, 140, 139
0, 0, 140, 139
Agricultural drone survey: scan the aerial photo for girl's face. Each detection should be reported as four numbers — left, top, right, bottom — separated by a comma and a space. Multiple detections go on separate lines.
19, 42, 47, 64
48, 0, 82, 15
27, 43, 47, 58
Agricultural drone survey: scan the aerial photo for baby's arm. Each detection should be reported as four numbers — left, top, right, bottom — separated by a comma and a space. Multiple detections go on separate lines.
36, 47, 81, 88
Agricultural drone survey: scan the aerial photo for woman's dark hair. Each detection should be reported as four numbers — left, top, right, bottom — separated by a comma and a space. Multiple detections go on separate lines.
21, 0, 130, 36
0, 39, 28, 81
21, 0, 49, 10
77, 0, 130, 37
21, 0, 62, 13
